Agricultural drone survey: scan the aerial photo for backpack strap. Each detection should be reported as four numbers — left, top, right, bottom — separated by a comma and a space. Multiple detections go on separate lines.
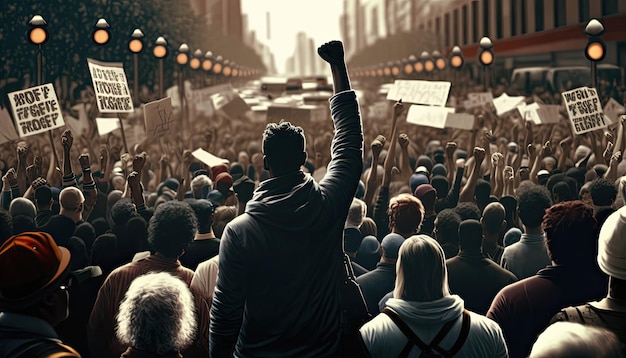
382, 308, 430, 358
446, 310, 472, 356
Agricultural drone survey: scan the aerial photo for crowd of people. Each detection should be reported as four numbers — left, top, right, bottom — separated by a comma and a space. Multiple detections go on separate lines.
0, 40, 626, 358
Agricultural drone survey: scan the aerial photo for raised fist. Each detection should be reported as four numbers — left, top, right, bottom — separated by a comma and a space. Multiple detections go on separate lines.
26, 165, 36, 184
611, 151, 622, 167
127, 171, 141, 189
2, 168, 17, 187
559, 137, 572, 151
17, 141, 29, 160
160, 154, 169, 165
133, 152, 147, 172
61, 130, 73, 151
393, 100, 404, 118
491, 152, 504, 167
375, 135, 386, 146
371, 138, 384, 157
79, 154, 91, 169
527, 143, 536, 158
398, 133, 409, 149
32, 177, 48, 189
473, 147, 486, 165
445, 142, 457, 157
317, 40, 345, 65
99, 146, 108, 163
541, 141, 552, 158
183, 150, 193, 167
483, 130, 493, 146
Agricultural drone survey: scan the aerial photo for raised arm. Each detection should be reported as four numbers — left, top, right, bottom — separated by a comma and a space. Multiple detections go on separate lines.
61, 130, 78, 188
363, 135, 385, 209
381, 101, 404, 188
459, 147, 486, 203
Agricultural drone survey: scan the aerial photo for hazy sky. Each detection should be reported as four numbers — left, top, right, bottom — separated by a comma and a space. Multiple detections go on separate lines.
241, 0, 344, 74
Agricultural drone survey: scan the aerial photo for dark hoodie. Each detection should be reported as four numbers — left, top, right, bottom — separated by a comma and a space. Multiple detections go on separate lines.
210, 90, 363, 358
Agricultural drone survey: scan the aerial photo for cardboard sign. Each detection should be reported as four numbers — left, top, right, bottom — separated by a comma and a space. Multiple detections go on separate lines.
518, 102, 541, 125
535, 105, 561, 124
465, 92, 494, 110
603, 97, 625, 124
561, 86, 606, 135
64, 103, 91, 136
87, 58, 133, 113
219, 94, 250, 119
386, 80, 451, 107
192, 148, 229, 167
0, 108, 19, 144
95, 117, 120, 136
8, 83, 65, 138
405, 104, 455, 129
493, 93, 525, 116
192, 84, 233, 105
368, 101, 388, 119
144, 97, 174, 139
445, 113, 475, 130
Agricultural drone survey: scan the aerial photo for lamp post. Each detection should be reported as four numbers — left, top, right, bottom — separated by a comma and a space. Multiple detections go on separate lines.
449, 45, 464, 97
584, 19, 606, 89
478, 37, 494, 91
202, 51, 213, 86
213, 56, 223, 84
223, 60, 232, 78
433, 50, 446, 81
421, 51, 434, 79
128, 28, 144, 106
403, 55, 416, 78
391, 61, 401, 78
189, 49, 202, 87
176, 44, 189, 134
92, 18, 111, 60
28, 15, 59, 169
153, 36, 167, 99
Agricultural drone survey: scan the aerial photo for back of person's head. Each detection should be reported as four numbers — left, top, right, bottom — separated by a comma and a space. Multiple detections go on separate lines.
598, 206, 626, 281
262, 121, 306, 175
116, 272, 197, 355
530, 322, 623, 358
67, 236, 89, 270
475, 179, 492, 203
59, 186, 85, 214
481, 202, 506, 236
394, 234, 449, 302
9, 197, 36, 218
380, 233, 405, 260
517, 184, 553, 228
431, 175, 449, 199
388, 193, 424, 237
355, 235, 381, 270
148, 201, 197, 259
191, 174, 212, 199
590, 178, 618, 207
543, 200, 597, 265
346, 198, 366, 228
359, 217, 377, 239
454, 202, 481, 221
188, 199, 215, 233
552, 181, 573, 203
409, 173, 429, 193
110, 199, 137, 229
91, 233, 118, 274
212, 205, 237, 239
413, 184, 437, 214
34, 186, 53, 209
458, 219, 483, 251
125, 216, 149, 253
435, 209, 461, 245
11, 215, 36, 235
0, 209, 12, 245
74, 222, 96, 254
90, 217, 110, 238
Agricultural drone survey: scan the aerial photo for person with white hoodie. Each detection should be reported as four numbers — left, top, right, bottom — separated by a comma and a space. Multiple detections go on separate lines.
360, 234, 508, 357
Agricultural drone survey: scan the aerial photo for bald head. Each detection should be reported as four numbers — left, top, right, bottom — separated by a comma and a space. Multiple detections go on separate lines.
481, 202, 506, 236
60, 187, 85, 213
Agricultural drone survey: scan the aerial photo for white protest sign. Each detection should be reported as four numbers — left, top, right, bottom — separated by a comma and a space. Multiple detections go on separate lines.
492, 93, 525, 116
535, 105, 561, 124
603, 97, 624, 124
95, 117, 120, 136
8, 83, 65, 138
518, 102, 541, 125
386, 80, 451, 107
405, 104, 455, 129
465, 92, 494, 109
368, 101, 388, 119
0, 108, 19, 144
445, 113, 475, 130
87, 58, 133, 113
64, 103, 90, 136
144, 97, 174, 139
192, 148, 229, 168
561, 86, 607, 135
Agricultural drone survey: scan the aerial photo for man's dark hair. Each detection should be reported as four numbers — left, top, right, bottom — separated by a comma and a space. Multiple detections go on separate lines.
435, 209, 461, 245
110, 199, 136, 228
552, 181, 573, 202
187, 199, 214, 234
148, 201, 197, 259
517, 184, 552, 228
590, 178, 617, 207
542, 200, 597, 265
454, 202, 481, 221
458, 219, 483, 250
475, 179, 492, 203
34, 186, 52, 210
262, 121, 306, 175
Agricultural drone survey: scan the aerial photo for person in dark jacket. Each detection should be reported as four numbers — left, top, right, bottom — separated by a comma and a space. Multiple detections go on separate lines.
209, 40, 364, 358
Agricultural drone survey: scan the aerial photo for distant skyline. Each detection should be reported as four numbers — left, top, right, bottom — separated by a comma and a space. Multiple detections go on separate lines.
241, 0, 343, 74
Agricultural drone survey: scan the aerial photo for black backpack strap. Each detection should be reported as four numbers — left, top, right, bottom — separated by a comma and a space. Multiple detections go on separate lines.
382, 308, 429, 358
446, 309, 472, 356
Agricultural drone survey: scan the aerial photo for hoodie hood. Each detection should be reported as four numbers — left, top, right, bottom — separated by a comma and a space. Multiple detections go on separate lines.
386, 295, 464, 324
246, 171, 324, 231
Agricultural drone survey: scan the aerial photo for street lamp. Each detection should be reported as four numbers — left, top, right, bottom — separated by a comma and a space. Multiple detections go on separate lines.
433, 51, 446, 71
404, 55, 416, 77
92, 18, 111, 45
383, 62, 392, 77
478, 37, 494, 90
213, 56, 224, 82
153, 36, 167, 98
202, 51, 214, 71
176, 43, 190, 134
28, 15, 59, 170
376, 64, 384, 78
584, 19, 606, 89
421, 51, 434, 78
391, 61, 401, 77
449, 45, 464, 97
128, 28, 144, 105
223, 60, 232, 77
190, 49, 202, 70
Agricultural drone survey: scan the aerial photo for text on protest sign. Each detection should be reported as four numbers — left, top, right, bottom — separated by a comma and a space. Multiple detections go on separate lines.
386, 80, 451, 107
144, 97, 174, 139
406, 104, 455, 129
87, 58, 133, 113
8, 83, 65, 138
561, 87, 606, 135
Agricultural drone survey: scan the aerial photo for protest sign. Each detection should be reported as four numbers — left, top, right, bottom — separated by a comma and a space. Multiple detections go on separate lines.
493, 93, 525, 116
0, 108, 19, 145
219, 94, 250, 119
517, 103, 541, 125
561, 86, 606, 135
386, 80, 451, 107
535, 105, 561, 124
603, 97, 624, 124
64, 103, 91, 136
464, 92, 494, 110
144, 97, 174, 139
368, 101, 388, 119
8, 83, 65, 138
87, 58, 133, 113
95, 117, 120, 136
192, 148, 229, 168
445, 113, 475, 130
405, 104, 455, 129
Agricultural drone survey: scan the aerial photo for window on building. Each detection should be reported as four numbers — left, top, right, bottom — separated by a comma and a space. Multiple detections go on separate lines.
496, 0, 503, 38
472, 0, 479, 43
436, 17, 441, 36
444, 13, 450, 47
453, 9, 459, 45
511, 0, 518, 36
579, 0, 590, 22
521, 0, 527, 33
462, 5, 468, 44
428, 20, 432, 32
483, 0, 490, 36
371, 7, 379, 37
554, 0, 566, 27
535, 0, 544, 31
602, 0, 619, 15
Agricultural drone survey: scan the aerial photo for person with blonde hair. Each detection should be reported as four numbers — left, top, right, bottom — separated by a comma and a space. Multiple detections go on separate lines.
360, 234, 507, 357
